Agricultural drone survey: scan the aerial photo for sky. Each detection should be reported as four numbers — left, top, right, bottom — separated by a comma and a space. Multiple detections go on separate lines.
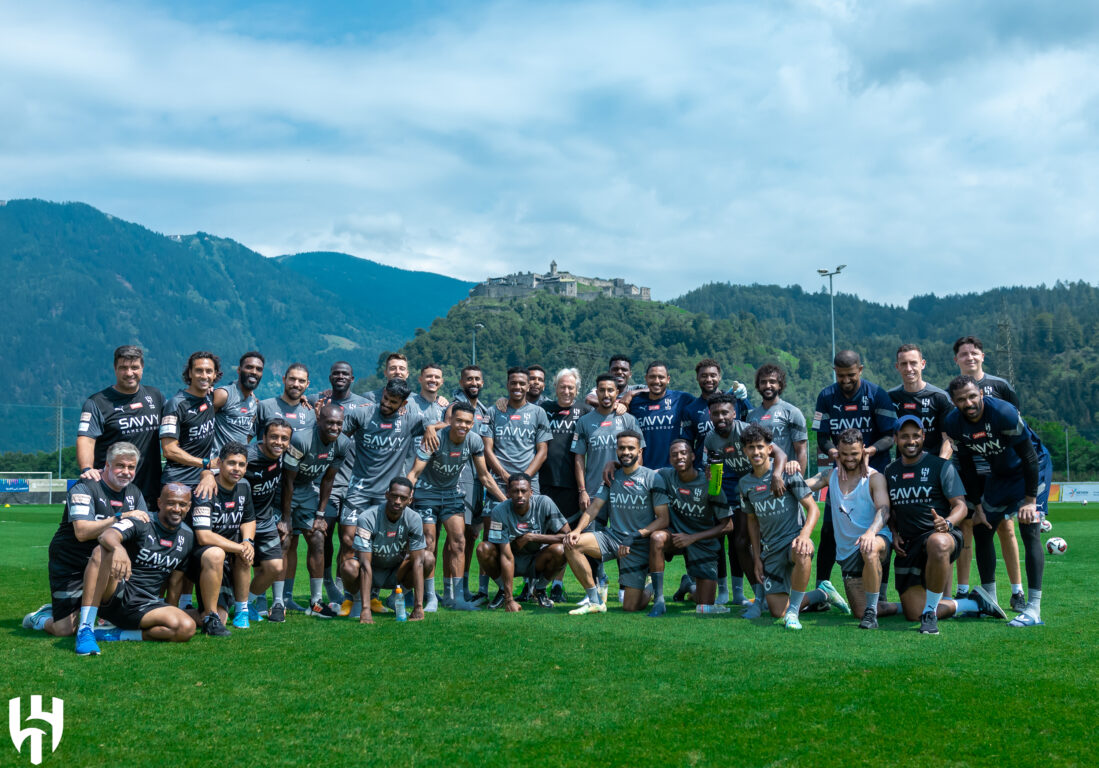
3, 0, 1099, 304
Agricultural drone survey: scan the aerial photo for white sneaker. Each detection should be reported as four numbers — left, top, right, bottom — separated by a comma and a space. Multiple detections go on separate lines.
569, 601, 607, 615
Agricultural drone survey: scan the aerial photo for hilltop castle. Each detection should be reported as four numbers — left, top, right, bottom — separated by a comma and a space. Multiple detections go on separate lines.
470, 261, 651, 301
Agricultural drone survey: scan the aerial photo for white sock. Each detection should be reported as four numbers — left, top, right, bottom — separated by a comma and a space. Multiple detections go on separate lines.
272, 581, 285, 605
1027, 588, 1042, 616
954, 597, 979, 616
923, 590, 943, 615
1011, 583, 1023, 596
310, 578, 323, 605
178, 594, 192, 609
234, 601, 248, 615
425, 579, 436, 597
956, 584, 970, 595
79, 606, 98, 629
866, 593, 880, 613
248, 592, 262, 605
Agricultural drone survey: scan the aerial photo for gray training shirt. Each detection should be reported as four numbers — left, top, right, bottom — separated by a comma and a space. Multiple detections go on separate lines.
570, 410, 645, 493
747, 399, 807, 461
343, 402, 425, 498
352, 505, 426, 569
486, 495, 567, 554
413, 426, 485, 504
486, 402, 552, 478
738, 469, 813, 550
593, 465, 661, 545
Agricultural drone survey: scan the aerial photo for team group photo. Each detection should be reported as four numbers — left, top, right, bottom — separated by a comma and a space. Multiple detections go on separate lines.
3, 1, 1097, 766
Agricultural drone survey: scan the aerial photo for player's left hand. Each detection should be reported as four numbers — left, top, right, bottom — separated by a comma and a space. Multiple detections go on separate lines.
80, 467, 102, 481
409, 606, 425, 621
613, 402, 627, 416
504, 599, 522, 613
930, 511, 951, 533
791, 534, 814, 557
859, 452, 871, 478
437, 395, 450, 409
617, 544, 631, 558
122, 509, 150, 523
856, 532, 877, 557
359, 610, 374, 625
601, 461, 617, 488
1018, 501, 1039, 524
193, 471, 217, 501
670, 532, 693, 550
730, 381, 748, 400
782, 460, 802, 476
109, 551, 132, 581
495, 397, 508, 411
311, 517, 328, 534
421, 425, 440, 453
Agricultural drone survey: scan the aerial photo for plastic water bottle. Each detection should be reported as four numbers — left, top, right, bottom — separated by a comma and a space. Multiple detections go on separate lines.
708, 457, 724, 496
394, 586, 407, 622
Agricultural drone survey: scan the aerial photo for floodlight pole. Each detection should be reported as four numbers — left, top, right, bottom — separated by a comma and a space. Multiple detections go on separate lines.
1065, 423, 1071, 482
817, 265, 847, 382
472, 323, 485, 366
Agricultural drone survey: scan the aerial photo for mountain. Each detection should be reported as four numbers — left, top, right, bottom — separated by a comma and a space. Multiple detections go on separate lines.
276, 252, 474, 333
0, 199, 467, 450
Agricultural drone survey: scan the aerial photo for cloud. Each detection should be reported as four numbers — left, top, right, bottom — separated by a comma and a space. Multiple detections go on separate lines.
2, 0, 1098, 304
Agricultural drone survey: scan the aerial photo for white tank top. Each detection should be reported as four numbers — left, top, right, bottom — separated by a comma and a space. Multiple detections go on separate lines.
829, 471, 878, 560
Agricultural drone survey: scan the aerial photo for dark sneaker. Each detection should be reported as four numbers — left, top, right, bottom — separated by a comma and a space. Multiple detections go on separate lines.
549, 583, 567, 603
307, 601, 337, 618
268, 602, 287, 623
533, 590, 554, 609
517, 581, 533, 602
953, 590, 969, 601
468, 591, 489, 607
918, 610, 939, 635
202, 612, 231, 637
971, 586, 1008, 619
1009, 592, 1027, 613
489, 588, 508, 610
858, 607, 878, 630
672, 573, 693, 602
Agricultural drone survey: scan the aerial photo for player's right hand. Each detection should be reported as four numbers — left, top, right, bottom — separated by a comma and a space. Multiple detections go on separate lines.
122, 509, 150, 523
312, 518, 328, 534
753, 557, 764, 585
240, 541, 254, 564
616, 544, 631, 558
110, 551, 132, 581
359, 610, 374, 625
80, 467, 102, 481
577, 490, 590, 511
505, 599, 522, 613
564, 531, 581, 549
973, 505, 992, 529
892, 533, 907, 557
930, 512, 951, 533
613, 402, 628, 416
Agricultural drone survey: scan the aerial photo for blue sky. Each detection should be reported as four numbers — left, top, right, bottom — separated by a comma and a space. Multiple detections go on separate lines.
3, 0, 1098, 304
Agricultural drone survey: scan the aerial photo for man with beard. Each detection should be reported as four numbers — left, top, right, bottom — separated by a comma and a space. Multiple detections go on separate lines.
257, 363, 314, 437
584, 354, 645, 409
886, 416, 1005, 634
563, 431, 669, 615
447, 365, 495, 603
316, 361, 370, 610
951, 335, 1026, 611
944, 376, 1052, 627
684, 359, 750, 466
188, 441, 256, 629
705, 392, 788, 615
748, 363, 808, 472
407, 402, 506, 611
212, 351, 265, 450
339, 379, 439, 616
627, 361, 693, 470
571, 373, 644, 605
812, 350, 897, 591
649, 440, 734, 615
478, 473, 569, 610
76, 345, 164, 509
160, 352, 221, 489
280, 404, 351, 618
24, 442, 149, 641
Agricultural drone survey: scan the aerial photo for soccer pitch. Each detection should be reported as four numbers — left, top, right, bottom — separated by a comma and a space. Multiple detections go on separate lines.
2, 505, 1096, 767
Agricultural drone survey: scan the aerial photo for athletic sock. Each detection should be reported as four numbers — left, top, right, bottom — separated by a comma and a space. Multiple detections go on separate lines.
805, 588, 826, 606
954, 597, 979, 616
493, 577, 504, 591
79, 606, 98, 629
310, 578, 323, 605
552, 579, 564, 588
425, 578, 436, 598
717, 577, 729, 601
651, 572, 665, 605
285, 578, 295, 603
1026, 588, 1042, 617
924, 590, 943, 615
1011, 583, 1023, 596
444, 577, 456, 601
752, 582, 764, 603
272, 581, 285, 606
479, 573, 490, 593
956, 584, 970, 595
788, 590, 805, 617
462, 571, 471, 597
178, 594, 192, 610
119, 630, 143, 641
732, 579, 744, 603
585, 586, 601, 605
248, 592, 263, 605
866, 593, 880, 613
595, 561, 607, 584
981, 582, 997, 600
235, 601, 248, 616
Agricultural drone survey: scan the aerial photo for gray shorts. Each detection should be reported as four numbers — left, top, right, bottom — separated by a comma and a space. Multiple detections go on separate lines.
414, 497, 464, 527
594, 530, 649, 591
340, 489, 385, 527
291, 501, 323, 535
371, 564, 401, 591
323, 490, 346, 520
761, 537, 795, 596
838, 533, 891, 579
681, 537, 721, 582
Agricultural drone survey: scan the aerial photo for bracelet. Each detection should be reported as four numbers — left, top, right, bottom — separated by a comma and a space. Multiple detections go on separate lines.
243, 537, 254, 543
202, 457, 211, 469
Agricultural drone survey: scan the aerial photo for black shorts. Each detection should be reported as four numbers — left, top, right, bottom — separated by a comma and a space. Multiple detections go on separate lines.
254, 528, 283, 563
99, 581, 167, 630
48, 569, 84, 623
894, 529, 964, 595
541, 485, 581, 528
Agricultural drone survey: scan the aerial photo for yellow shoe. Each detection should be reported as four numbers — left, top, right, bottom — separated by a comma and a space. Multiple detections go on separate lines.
370, 597, 390, 614
568, 601, 607, 615
338, 599, 352, 617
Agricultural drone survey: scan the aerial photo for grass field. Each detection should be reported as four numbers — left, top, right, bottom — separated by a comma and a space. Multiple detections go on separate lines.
2, 504, 1096, 767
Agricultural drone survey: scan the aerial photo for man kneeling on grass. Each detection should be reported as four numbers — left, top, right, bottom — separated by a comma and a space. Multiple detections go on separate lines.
351, 477, 430, 624
563, 430, 669, 615
737, 425, 848, 630
476, 472, 570, 611
72, 483, 204, 655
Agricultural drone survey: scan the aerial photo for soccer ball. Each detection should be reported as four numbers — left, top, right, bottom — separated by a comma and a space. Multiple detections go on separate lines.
1046, 537, 1067, 555
1083, 499, 1089, 507
1040, 518, 1053, 533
